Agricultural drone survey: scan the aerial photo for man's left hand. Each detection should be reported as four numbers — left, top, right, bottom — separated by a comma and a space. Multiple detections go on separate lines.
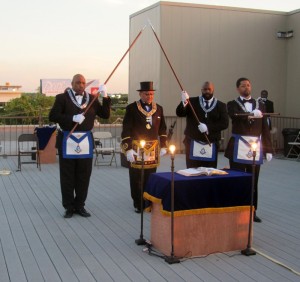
99, 84, 107, 98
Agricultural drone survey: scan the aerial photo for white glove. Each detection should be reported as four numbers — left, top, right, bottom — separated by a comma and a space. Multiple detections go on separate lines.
266, 153, 272, 162
198, 123, 208, 133
251, 109, 263, 118
72, 114, 85, 124
126, 149, 138, 163
99, 84, 107, 98
181, 91, 189, 106
160, 148, 167, 157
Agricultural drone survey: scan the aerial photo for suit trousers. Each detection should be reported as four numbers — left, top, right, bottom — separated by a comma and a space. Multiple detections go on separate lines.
58, 154, 93, 210
229, 160, 261, 210
129, 166, 157, 210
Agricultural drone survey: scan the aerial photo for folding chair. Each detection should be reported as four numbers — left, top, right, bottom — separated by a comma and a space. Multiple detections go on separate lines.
286, 130, 300, 161
17, 134, 41, 171
93, 131, 117, 167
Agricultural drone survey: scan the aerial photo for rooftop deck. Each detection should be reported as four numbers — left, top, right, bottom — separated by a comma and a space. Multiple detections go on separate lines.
0, 153, 299, 282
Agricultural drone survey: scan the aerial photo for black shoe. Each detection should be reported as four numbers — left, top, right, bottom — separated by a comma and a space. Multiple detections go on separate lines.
254, 214, 262, 223
134, 208, 141, 213
64, 209, 73, 218
75, 208, 91, 217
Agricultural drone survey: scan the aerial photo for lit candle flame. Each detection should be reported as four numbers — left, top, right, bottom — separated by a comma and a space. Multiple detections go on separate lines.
169, 144, 176, 155
140, 140, 146, 148
251, 142, 257, 152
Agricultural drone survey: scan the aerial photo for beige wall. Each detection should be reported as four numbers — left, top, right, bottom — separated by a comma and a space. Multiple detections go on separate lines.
129, 2, 299, 118
129, 4, 161, 103
0, 92, 22, 103
286, 10, 300, 117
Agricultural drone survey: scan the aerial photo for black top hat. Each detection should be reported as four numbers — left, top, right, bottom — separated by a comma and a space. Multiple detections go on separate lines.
137, 81, 155, 91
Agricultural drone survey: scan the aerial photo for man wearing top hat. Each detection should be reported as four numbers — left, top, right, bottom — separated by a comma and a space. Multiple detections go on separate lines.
121, 81, 168, 213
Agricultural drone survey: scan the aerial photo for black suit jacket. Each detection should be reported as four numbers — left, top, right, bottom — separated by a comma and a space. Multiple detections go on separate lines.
258, 98, 274, 114
49, 90, 111, 149
176, 97, 229, 143
224, 98, 272, 160
121, 101, 167, 151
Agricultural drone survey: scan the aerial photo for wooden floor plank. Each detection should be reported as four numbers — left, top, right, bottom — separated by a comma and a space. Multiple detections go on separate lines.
0, 153, 299, 282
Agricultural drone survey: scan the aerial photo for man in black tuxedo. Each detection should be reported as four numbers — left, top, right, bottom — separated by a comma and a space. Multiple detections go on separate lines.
176, 81, 229, 168
121, 81, 168, 213
49, 74, 111, 218
258, 90, 274, 130
225, 78, 273, 222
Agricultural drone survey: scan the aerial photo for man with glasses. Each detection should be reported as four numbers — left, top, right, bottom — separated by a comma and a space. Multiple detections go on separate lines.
121, 81, 168, 213
176, 81, 229, 168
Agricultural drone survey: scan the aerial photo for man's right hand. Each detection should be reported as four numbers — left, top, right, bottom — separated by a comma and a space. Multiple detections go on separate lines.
72, 114, 85, 124
126, 149, 138, 163
181, 91, 189, 106
198, 123, 208, 133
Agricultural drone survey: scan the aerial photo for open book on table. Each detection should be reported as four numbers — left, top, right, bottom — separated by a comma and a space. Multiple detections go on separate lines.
176, 167, 228, 177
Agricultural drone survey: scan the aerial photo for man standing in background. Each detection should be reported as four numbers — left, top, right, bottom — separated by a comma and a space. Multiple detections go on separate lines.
258, 89, 274, 130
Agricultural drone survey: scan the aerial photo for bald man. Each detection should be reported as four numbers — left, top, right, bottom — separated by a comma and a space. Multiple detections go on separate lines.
176, 81, 229, 168
49, 74, 111, 218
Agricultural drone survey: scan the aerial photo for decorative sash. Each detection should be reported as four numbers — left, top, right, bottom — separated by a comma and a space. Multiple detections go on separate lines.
189, 140, 216, 161
62, 131, 93, 159
199, 97, 218, 118
131, 140, 159, 169
233, 134, 263, 165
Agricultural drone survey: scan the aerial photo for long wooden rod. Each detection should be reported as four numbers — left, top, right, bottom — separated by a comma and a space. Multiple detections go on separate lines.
67, 25, 147, 139
148, 20, 211, 146
234, 113, 280, 117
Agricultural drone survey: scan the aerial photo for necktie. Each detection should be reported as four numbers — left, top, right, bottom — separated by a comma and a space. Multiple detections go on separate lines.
205, 101, 209, 110
75, 93, 82, 96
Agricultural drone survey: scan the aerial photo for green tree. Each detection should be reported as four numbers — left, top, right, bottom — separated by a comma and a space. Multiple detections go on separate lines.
1, 93, 55, 125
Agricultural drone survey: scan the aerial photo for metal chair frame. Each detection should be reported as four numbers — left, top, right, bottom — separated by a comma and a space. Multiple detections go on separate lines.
17, 133, 41, 171
286, 130, 300, 161
93, 131, 117, 167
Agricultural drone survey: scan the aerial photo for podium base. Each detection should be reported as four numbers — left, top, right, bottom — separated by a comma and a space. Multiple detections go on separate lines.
164, 256, 180, 264
241, 247, 256, 256
135, 238, 147, 245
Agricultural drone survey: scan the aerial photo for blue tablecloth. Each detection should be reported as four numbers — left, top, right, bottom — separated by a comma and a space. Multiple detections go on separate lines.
35, 126, 57, 150
144, 170, 252, 215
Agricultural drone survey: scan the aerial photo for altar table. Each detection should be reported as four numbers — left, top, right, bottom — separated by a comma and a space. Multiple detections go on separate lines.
144, 170, 252, 257
35, 126, 57, 163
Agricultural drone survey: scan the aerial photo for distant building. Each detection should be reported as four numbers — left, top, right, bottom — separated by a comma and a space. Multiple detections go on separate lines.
0, 82, 22, 107
40, 79, 100, 96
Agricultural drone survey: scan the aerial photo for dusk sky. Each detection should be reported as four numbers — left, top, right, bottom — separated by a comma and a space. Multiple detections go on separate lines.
1, 0, 299, 93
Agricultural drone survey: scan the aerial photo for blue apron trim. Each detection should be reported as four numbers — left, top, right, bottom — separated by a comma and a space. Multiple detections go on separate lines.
233, 134, 263, 165
62, 131, 93, 159
189, 140, 217, 161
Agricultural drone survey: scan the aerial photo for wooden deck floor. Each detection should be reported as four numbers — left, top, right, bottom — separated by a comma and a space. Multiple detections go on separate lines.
0, 153, 299, 282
